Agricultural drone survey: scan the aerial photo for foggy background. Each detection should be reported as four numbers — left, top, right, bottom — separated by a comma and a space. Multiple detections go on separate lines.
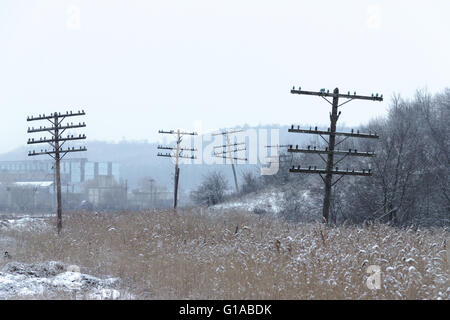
1, 0, 449, 154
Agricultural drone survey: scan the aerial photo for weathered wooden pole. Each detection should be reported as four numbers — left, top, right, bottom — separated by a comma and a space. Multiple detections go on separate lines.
27, 110, 87, 233
288, 86, 383, 225
173, 130, 181, 209
54, 112, 63, 233
322, 88, 339, 225
157, 129, 197, 210
226, 133, 239, 193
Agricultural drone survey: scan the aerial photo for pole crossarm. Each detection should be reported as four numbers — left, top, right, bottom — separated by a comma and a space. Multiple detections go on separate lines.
157, 153, 197, 160
214, 142, 246, 149
27, 135, 86, 145
214, 155, 248, 161
214, 147, 246, 155
287, 146, 376, 157
157, 146, 197, 152
158, 130, 198, 136
288, 126, 379, 139
27, 123, 86, 134
290, 89, 383, 102
212, 129, 244, 136
28, 147, 87, 157
265, 144, 290, 148
27, 111, 86, 122
289, 166, 372, 176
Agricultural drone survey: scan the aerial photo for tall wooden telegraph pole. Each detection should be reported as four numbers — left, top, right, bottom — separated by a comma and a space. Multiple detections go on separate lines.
289, 87, 383, 225
157, 129, 197, 209
212, 129, 247, 193
27, 110, 87, 233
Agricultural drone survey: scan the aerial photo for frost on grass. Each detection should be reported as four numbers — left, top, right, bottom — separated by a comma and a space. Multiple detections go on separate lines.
1, 209, 449, 299
0, 261, 122, 300
212, 188, 285, 214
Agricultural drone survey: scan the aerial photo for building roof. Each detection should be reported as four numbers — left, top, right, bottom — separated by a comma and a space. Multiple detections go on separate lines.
14, 181, 54, 188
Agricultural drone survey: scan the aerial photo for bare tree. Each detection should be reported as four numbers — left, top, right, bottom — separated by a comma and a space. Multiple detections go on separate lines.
418, 90, 450, 207
339, 90, 449, 227
240, 170, 260, 195
190, 171, 229, 206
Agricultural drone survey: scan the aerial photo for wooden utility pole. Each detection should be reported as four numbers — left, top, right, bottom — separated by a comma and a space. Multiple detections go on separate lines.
148, 178, 155, 207
157, 129, 197, 209
54, 117, 62, 231
227, 134, 239, 193
212, 129, 247, 193
289, 87, 383, 225
173, 130, 181, 209
322, 88, 340, 224
27, 110, 87, 233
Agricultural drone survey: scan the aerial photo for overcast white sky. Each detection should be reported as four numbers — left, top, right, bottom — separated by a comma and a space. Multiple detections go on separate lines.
0, 0, 449, 154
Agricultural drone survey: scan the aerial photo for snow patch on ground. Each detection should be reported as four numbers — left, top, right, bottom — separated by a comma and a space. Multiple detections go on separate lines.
212, 188, 287, 214
0, 214, 51, 231
0, 261, 127, 300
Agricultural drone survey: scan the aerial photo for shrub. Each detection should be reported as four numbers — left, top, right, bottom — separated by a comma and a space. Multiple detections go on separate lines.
190, 171, 229, 206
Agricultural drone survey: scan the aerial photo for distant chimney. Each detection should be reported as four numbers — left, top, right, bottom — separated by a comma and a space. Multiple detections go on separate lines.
94, 162, 99, 178
108, 162, 113, 177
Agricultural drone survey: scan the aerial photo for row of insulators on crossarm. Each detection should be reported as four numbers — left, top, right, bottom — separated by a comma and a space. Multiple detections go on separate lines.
291, 125, 357, 132
29, 150, 54, 154
289, 145, 373, 154
28, 123, 86, 130
291, 86, 383, 98
349, 128, 378, 136
290, 145, 330, 151
291, 125, 323, 131
28, 146, 85, 154
290, 125, 376, 136
66, 134, 86, 139
27, 111, 85, 120
27, 134, 86, 142
291, 166, 371, 173
291, 145, 317, 150
292, 165, 319, 170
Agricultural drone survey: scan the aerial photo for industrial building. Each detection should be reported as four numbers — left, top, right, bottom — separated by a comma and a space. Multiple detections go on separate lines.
0, 158, 174, 212
0, 158, 126, 212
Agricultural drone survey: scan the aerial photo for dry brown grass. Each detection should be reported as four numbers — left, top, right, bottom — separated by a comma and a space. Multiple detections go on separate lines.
1, 208, 448, 299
